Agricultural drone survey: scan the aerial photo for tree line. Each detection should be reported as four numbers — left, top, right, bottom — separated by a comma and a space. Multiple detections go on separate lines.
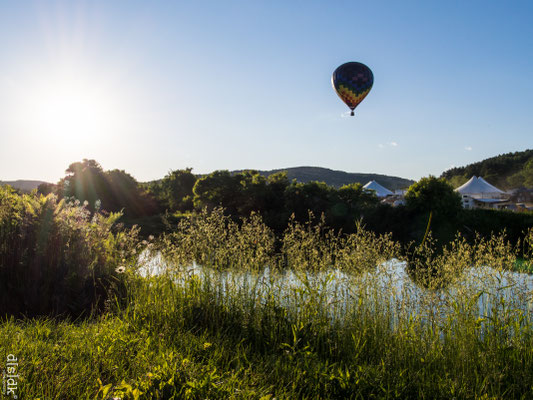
38, 159, 533, 250
441, 149, 533, 189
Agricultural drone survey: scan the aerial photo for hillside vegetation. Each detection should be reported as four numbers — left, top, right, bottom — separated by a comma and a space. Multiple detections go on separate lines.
441, 149, 533, 189
16, 159, 530, 250
233, 166, 414, 190
2, 166, 413, 195
0, 179, 47, 192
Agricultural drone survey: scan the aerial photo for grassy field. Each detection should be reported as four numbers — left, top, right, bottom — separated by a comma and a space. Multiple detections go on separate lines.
1, 193, 533, 398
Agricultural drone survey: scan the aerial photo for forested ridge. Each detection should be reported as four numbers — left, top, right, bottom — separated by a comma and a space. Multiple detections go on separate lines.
231, 166, 414, 190
441, 149, 533, 189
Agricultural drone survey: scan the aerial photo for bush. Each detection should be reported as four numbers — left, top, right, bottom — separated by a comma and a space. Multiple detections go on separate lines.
405, 176, 462, 220
163, 207, 399, 273
459, 208, 533, 249
0, 186, 139, 318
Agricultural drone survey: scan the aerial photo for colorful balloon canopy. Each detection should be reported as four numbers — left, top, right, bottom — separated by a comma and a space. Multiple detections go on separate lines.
332, 62, 373, 116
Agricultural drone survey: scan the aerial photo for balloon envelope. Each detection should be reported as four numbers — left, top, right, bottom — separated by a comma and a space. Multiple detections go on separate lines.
332, 62, 373, 115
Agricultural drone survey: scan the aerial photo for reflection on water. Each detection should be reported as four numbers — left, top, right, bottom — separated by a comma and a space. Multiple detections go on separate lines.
138, 251, 533, 326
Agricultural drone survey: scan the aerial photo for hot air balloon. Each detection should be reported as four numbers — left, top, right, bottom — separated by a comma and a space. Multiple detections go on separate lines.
332, 62, 373, 116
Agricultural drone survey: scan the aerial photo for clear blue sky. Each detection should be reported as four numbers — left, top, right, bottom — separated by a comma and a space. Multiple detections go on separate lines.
1, 1, 532, 183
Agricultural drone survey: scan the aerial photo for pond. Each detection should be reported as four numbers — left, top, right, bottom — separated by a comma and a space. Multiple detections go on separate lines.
138, 251, 533, 327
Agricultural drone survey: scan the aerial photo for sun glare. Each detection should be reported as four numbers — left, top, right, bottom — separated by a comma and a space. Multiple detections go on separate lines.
39, 83, 102, 133
19, 73, 123, 149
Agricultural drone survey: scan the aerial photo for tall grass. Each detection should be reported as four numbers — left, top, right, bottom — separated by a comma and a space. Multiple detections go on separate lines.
1, 205, 533, 398
0, 186, 139, 317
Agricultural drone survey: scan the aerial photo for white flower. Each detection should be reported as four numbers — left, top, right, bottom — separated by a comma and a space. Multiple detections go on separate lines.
115, 266, 126, 274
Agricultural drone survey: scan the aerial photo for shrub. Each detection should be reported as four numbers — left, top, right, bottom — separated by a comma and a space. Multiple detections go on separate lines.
0, 186, 139, 318
163, 207, 400, 274
405, 176, 462, 220
162, 207, 276, 271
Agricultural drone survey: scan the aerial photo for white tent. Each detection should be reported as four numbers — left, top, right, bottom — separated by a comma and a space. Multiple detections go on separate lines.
363, 180, 393, 197
455, 176, 506, 199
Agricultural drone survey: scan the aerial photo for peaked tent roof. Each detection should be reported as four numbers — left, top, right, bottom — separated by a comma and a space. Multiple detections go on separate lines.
363, 180, 393, 197
455, 176, 506, 195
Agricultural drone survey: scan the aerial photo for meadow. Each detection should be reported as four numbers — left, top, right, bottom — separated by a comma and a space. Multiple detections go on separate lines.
1, 188, 533, 399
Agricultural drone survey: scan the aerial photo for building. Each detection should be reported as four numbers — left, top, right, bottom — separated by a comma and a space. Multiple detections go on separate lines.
455, 176, 509, 209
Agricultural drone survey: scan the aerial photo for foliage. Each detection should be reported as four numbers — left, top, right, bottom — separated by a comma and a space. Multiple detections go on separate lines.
441, 149, 533, 189
2, 209, 533, 398
150, 168, 196, 212
162, 207, 276, 271
458, 208, 533, 251
193, 170, 269, 217
37, 182, 56, 195
26, 159, 533, 251
57, 159, 158, 217
252, 166, 414, 190
405, 176, 462, 219
191, 170, 379, 235
507, 157, 533, 188
284, 181, 336, 221
0, 186, 140, 318
163, 207, 400, 273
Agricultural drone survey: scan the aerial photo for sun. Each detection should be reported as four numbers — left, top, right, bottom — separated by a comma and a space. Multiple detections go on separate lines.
39, 82, 105, 135
18, 71, 123, 149
37, 77, 117, 139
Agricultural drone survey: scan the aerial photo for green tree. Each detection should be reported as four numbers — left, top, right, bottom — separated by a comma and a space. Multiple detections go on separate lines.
105, 169, 157, 216
338, 183, 378, 210
59, 159, 109, 210
331, 183, 380, 231
158, 168, 197, 211
234, 170, 268, 215
523, 159, 533, 187
447, 175, 468, 189
441, 149, 533, 190
284, 181, 335, 222
58, 159, 157, 217
193, 170, 269, 216
265, 172, 290, 210
507, 158, 533, 188
193, 170, 242, 214
405, 176, 462, 219
262, 172, 291, 230
37, 182, 56, 196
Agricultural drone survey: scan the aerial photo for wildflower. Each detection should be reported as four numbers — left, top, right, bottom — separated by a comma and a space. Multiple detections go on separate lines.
203, 342, 212, 350
115, 266, 126, 274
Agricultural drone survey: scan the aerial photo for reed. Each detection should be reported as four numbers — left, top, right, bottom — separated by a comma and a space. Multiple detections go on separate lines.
0, 186, 140, 317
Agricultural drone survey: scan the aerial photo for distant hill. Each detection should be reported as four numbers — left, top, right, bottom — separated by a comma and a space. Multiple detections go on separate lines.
232, 166, 414, 191
440, 149, 533, 190
0, 180, 48, 192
